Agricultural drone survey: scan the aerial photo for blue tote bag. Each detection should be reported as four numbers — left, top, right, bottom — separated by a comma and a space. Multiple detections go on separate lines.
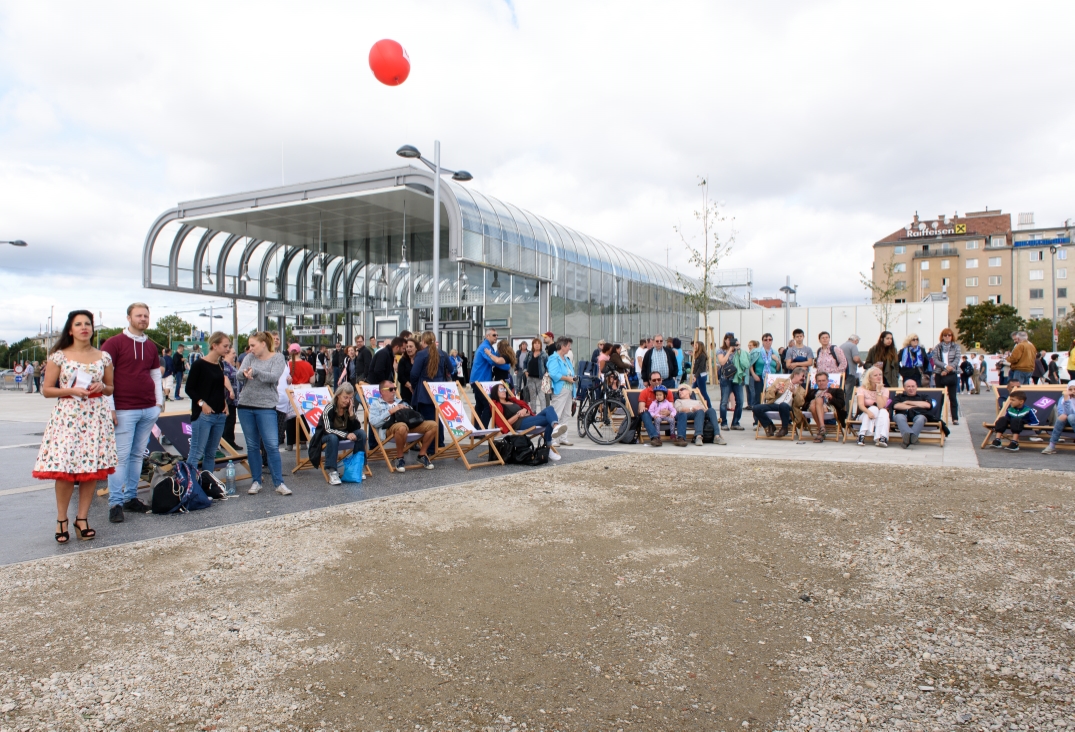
339, 451, 365, 483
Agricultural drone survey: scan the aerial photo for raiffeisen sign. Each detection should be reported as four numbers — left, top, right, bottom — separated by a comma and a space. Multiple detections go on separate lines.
902, 222, 966, 239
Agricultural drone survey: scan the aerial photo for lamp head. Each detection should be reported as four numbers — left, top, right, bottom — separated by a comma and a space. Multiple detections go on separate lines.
6, 240, 27, 247
451, 171, 473, 182
396, 145, 421, 159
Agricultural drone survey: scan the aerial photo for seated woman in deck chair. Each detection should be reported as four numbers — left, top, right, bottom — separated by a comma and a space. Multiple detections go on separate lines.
487, 383, 567, 460
308, 383, 366, 485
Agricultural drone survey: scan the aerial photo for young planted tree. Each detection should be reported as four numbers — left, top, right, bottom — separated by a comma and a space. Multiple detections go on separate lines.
860, 252, 905, 332
674, 177, 734, 337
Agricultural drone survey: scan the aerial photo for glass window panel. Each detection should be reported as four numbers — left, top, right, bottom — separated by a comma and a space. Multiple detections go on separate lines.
488, 196, 521, 247
468, 190, 504, 240
485, 236, 502, 267
450, 184, 484, 233
463, 230, 483, 260
519, 209, 551, 256
504, 202, 536, 250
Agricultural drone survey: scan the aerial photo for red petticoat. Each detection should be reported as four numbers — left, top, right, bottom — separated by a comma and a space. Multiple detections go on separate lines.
32, 468, 115, 482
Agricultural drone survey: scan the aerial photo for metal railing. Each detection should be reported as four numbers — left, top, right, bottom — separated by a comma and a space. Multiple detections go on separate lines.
912, 247, 960, 258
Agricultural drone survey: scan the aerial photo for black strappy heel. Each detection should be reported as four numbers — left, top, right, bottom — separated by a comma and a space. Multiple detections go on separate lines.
55, 519, 69, 544
73, 517, 96, 541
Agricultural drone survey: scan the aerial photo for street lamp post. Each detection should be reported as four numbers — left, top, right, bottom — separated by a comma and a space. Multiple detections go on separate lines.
396, 143, 473, 336
1051, 245, 1058, 352
779, 276, 797, 348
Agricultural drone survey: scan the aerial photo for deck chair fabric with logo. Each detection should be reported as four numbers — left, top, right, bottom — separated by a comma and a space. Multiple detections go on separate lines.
476, 380, 564, 455
426, 381, 504, 468
357, 383, 427, 474
289, 385, 371, 481
981, 385, 1068, 449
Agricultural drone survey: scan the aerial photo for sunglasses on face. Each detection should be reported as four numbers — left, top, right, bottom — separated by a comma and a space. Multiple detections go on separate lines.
383, 387, 396, 392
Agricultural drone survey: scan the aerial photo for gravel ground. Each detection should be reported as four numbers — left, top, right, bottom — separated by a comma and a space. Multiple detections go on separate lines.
0, 455, 1073, 732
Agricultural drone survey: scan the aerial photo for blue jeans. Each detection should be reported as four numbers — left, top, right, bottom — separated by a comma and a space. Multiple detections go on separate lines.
693, 373, 711, 409
173, 374, 184, 399
237, 407, 284, 487
108, 407, 161, 507
1049, 412, 1075, 445
188, 412, 227, 473
323, 432, 367, 471
719, 378, 743, 427
518, 406, 561, 443
676, 408, 720, 439
745, 376, 762, 409
752, 402, 792, 430
1009, 370, 1031, 385
641, 412, 674, 438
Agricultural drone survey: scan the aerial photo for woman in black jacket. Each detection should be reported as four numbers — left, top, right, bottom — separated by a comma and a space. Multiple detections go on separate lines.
410, 331, 455, 428
397, 338, 417, 403
308, 383, 366, 485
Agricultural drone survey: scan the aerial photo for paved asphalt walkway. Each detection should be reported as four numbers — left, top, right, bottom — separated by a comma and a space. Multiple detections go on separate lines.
3, 386, 1070, 567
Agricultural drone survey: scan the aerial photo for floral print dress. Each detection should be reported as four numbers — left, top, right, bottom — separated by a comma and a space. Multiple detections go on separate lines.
32, 350, 118, 482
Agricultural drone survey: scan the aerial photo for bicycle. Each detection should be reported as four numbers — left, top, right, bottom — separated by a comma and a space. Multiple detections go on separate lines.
580, 393, 632, 445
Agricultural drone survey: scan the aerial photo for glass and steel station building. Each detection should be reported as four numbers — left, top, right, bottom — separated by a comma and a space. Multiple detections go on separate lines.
143, 165, 720, 358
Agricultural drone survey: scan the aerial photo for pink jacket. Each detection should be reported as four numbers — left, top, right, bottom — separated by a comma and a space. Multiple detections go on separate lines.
648, 399, 677, 421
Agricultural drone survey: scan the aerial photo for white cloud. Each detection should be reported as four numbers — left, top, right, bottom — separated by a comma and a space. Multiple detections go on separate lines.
1, 0, 1074, 342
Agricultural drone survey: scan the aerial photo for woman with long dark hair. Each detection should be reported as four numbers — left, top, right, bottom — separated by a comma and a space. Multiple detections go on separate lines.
397, 338, 418, 403
410, 331, 454, 427
866, 331, 900, 388
493, 339, 516, 387
691, 340, 711, 409
33, 310, 117, 542
185, 331, 231, 474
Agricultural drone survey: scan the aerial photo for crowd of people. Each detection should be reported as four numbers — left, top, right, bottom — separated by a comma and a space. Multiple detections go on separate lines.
31, 302, 1075, 545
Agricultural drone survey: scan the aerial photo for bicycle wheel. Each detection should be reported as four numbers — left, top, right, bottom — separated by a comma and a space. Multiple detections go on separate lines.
583, 398, 630, 445
576, 394, 593, 437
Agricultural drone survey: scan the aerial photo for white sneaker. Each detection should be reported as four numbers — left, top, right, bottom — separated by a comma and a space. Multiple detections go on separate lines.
328, 471, 342, 486
557, 437, 573, 446
694, 435, 703, 446
247, 481, 262, 495
551, 423, 569, 439
282, 444, 294, 452
548, 450, 562, 461
275, 483, 292, 495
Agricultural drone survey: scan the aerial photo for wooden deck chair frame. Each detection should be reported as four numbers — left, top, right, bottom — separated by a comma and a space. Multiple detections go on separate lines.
623, 387, 711, 442
753, 375, 801, 441
980, 385, 1072, 450
476, 380, 559, 453
670, 386, 715, 442
356, 384, 426, 474
426, 381, 504, 468
843, 386, 948, 446
121, 411, 253, 496
288, 386, 372, 480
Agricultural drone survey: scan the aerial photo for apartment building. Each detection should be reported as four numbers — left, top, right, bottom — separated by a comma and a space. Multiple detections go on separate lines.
872, 210, 1013, 329
1011, 213, 1074, 321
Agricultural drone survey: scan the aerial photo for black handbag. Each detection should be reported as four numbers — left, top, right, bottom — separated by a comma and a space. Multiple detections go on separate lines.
516, 436, 549, 466
490, 434, 536, 463
389, 406, 426, 429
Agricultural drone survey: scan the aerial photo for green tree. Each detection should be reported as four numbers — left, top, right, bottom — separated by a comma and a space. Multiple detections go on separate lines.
154, 314, 195, 342
674, 177, 734, 342
955, 302, 1025, 353
1025, 318, 1055, 353
94, 327, 124, 347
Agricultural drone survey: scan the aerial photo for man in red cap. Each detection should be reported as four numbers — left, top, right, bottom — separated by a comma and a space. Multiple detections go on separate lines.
543, 332, 556, 357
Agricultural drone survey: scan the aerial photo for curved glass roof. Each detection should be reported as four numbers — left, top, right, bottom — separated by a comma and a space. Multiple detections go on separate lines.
446, 180, 685, 292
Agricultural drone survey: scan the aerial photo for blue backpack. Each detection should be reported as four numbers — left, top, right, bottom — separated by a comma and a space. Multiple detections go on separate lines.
172, 462, 213, 513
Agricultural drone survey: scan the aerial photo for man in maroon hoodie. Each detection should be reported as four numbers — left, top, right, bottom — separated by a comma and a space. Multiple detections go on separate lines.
102, 303, 163, 523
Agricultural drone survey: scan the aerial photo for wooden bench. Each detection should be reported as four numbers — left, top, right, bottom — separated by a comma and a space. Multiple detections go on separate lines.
844, 387, 948, 447
980, 385, 1073, 449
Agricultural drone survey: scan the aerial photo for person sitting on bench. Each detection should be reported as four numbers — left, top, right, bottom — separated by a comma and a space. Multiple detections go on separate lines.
891, 379, 936, 449
804, 371, 846, 443
673, 385, 725, 446
646, 386, 677, 446
368, 380, 439, 471
752, 367, 807, 438
1042, 381, 1075, 454
990, 390, 1032, 452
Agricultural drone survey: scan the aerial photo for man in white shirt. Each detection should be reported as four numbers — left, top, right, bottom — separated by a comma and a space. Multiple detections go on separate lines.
635, 337, 651, 386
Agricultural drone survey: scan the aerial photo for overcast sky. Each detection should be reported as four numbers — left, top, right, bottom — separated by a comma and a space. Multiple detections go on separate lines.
1, 0, 1073, 342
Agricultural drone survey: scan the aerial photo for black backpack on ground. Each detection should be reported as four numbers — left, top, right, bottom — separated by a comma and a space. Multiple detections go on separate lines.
516, 436, 550, 466
490, 434, 537, 464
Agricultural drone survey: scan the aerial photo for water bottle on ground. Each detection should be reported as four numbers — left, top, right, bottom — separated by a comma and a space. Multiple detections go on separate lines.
225, 461, 237, 496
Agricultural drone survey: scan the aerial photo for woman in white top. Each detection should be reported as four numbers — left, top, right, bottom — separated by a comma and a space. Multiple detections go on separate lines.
856, 367, 891, 448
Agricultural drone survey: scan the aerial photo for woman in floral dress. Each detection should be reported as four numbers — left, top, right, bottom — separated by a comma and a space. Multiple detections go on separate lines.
33, 310, 117, 543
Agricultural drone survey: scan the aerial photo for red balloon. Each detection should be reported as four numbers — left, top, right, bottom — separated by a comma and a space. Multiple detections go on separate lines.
369, 39, 410, 86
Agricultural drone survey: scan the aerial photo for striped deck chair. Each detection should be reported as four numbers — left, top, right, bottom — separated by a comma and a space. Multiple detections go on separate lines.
425, 381, 504, 468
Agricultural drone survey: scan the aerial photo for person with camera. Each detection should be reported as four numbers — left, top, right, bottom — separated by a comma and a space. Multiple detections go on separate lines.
715, 332, 749, 430
368, 379, 438, 471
